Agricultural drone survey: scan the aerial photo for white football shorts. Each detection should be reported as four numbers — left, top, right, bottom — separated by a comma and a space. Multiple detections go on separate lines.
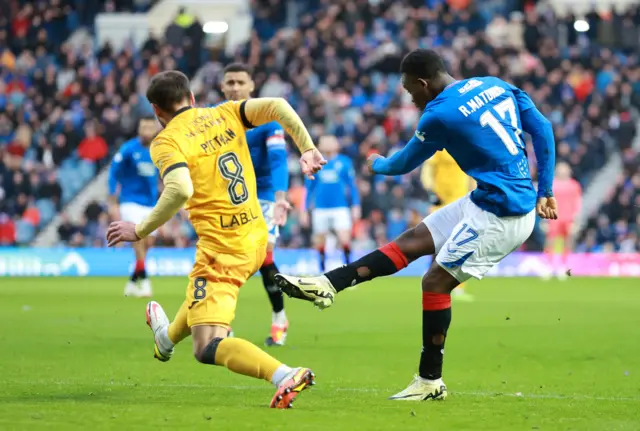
119, 202, 157, 237
259, 199, 279, 244
423, 194, 535, 282
311, 207, 352, 235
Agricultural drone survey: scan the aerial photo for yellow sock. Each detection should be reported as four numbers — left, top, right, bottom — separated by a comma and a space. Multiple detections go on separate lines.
215, 337, 282, 382
168, 302, 190, 345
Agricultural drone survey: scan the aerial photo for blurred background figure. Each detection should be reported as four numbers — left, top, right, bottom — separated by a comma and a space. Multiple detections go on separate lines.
302, 135, 360, 272
108, 117, 160, 297
544, 162, 582, 280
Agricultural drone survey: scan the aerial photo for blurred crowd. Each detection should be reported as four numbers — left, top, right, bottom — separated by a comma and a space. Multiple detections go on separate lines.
0, 0, 203, 245
2, 0, 640, 252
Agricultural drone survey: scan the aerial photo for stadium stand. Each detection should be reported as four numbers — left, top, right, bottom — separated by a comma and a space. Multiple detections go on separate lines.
3, 0, 639, 252
0, 0, 201, 246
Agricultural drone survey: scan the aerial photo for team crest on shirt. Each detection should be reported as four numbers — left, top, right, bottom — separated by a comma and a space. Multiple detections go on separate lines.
458, 79, 482, 94
415, 131, 426, 142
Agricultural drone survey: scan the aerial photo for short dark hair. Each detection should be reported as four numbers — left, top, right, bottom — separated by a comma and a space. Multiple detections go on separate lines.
146, 70, 191, 113
400, 49, 447, 80
223, 62, 253, 76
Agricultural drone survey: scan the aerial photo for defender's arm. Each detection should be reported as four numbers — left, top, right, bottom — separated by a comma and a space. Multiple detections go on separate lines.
134, 139, 194, 239
242, 98, 315, 154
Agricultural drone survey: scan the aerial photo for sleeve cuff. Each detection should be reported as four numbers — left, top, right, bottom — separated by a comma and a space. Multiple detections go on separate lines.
538, 189, 554, 198
239, 101, 255, 129
161, 162, 188, 179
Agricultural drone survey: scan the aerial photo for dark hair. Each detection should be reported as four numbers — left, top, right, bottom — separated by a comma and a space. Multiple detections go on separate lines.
146, 70, 191, 113
223, 62, 253, 76
400, 49, 447, 80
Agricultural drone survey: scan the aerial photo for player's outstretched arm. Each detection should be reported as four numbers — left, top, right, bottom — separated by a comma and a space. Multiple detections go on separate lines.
243, 98, 314, 154
106, 137, 194, 246
107, 167, 193, 246
242, 98, 326, 178
134, 167, 193, 239
370, 135, 438, 176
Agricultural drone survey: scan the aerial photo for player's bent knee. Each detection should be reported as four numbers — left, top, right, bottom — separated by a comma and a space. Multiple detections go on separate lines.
194, 337, 225, 365
422, 262, 459, 294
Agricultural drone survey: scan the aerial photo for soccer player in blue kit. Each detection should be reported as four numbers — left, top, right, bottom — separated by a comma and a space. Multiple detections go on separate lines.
220, 63, 291, 346
108, 117, 160, 298
275, 49, 559, 400
301, 135, 360, 272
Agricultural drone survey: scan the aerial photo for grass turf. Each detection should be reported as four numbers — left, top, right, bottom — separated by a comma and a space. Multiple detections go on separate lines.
1, 276, 639, 430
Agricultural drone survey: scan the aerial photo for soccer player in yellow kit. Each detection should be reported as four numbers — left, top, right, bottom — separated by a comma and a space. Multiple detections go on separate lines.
106, 70, 326, 409
421, 150, 475, 301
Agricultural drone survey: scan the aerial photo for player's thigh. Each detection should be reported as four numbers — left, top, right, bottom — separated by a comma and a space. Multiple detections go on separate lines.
423, 196, 468, 254
186, 247, 266, 329
311, 209, 331, 236
259, 199, 279, 246
393, 221, 437, 261
435, 204, 535, 283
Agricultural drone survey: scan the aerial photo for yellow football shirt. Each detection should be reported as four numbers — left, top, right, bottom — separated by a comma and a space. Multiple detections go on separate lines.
427, 150, 470, 204
150, 101, 268, 253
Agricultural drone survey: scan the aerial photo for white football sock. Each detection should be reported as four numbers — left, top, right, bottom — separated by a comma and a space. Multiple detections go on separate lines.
272, 310, 287, 325
157, 326, 175, 350
271, 364, 293, 387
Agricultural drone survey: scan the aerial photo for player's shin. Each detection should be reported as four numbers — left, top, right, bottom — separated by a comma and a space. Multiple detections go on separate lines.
260, 250, 284, 314
342, 244, 351, 265
318, 246, 326, 272
419, 292, 452, 380
196, 334, 288, 384
324, 241, 409, 292
131, 241, 148, 281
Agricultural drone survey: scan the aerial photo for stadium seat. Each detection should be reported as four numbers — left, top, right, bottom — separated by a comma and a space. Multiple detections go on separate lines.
78, 160, 97, 182
35, 199, 56, 227
15, 220, 36, 244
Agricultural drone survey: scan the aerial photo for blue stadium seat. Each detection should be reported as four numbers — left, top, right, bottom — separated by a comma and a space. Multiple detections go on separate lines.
78, 160, 96, 183
15, 220, 36, 244
35, 199, 56, 226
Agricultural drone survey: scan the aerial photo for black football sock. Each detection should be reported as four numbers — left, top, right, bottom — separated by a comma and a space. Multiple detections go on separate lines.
260, 260, 284, 313
342, 245, 351, 264
131, 260, 146, 282
324, 242, 408, 292
419, 292, 452, 380
319, 247, 326, 272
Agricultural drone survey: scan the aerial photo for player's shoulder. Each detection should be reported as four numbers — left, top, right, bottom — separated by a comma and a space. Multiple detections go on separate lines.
151, 129, 179, 150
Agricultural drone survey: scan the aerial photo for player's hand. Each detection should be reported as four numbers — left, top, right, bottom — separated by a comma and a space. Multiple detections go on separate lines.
366, 154, 383, 174
300, 148, 327, 180
299, 211, 310, 228
106, 221, 141, 247
536, 197, 558, 220
274, 199, 291, 226
351, 206, 361, 222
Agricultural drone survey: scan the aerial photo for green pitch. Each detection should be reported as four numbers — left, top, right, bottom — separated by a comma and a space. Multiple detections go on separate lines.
1, 277, 640, 431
